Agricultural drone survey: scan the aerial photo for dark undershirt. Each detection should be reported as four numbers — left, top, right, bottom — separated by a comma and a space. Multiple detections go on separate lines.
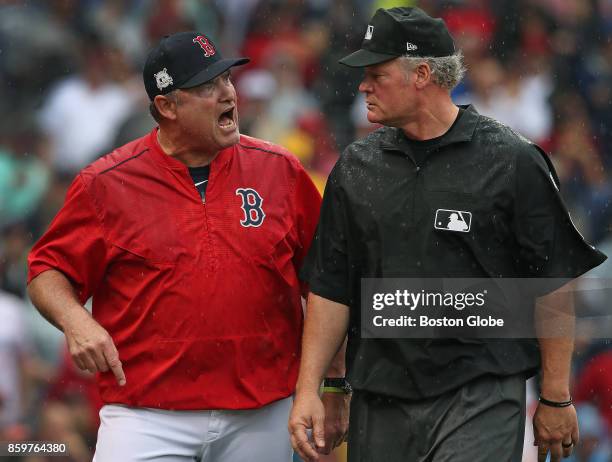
188, 165, 210, 202
402, 107, 466, 167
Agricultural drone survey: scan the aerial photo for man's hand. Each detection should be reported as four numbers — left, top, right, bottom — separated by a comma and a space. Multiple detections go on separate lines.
64, 309, 126, 386
27, 270, 126, 386
289, 392, 326, 462
319, 391, 350, 454
533, 404, 579, 462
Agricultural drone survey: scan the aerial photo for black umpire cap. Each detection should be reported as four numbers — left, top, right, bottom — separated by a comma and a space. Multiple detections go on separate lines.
143, 31, 250, 100
339, 7, 455, 67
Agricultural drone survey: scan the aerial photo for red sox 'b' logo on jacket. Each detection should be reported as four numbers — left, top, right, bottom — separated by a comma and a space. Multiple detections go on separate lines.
236, 188, 266, 227
192, 35, 216, 57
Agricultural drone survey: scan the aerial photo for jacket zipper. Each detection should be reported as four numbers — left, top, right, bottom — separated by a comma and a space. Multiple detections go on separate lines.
191, 167, 215, 271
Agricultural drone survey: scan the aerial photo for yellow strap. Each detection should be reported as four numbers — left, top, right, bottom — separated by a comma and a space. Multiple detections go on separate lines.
321, 386, 345, 394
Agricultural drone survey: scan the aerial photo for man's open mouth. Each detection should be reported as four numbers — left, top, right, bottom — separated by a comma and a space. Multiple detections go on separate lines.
218, 107, 235, 128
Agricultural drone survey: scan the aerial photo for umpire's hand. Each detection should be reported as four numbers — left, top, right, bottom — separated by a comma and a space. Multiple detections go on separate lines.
289, 391, 325, 461
533, 403, 578, 462
64, 308, 126, 386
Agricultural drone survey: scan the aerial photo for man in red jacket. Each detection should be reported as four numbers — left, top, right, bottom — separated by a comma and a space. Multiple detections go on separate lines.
27, 31, 346, 461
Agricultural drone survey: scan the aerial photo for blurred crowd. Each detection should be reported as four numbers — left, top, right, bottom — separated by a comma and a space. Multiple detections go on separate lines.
0, 0, 611, 460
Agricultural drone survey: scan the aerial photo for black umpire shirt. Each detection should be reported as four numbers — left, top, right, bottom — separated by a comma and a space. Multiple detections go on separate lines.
304, 105, 606, 400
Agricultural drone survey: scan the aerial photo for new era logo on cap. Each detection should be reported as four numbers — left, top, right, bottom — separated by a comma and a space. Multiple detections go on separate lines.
434, 209, 472, 233
339, 7, 456, 68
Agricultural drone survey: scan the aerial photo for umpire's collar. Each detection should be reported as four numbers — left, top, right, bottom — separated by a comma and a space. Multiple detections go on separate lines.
380, 104, 479, 152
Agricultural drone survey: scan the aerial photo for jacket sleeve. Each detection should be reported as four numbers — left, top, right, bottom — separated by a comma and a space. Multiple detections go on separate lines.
27, 174, 110, 304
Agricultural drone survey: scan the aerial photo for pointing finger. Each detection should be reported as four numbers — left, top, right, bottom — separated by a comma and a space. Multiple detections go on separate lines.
104, 342, 126, 386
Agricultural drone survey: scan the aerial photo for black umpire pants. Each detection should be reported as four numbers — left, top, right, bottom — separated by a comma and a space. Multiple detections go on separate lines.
347, 374, 526, 462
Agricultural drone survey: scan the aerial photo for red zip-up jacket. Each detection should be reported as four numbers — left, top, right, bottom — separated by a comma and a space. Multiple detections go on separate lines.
28, 128, 322, 409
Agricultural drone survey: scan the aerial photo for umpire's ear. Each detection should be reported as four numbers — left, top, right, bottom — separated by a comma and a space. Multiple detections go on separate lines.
153, 91, 179, 121
413, 61, 433, 89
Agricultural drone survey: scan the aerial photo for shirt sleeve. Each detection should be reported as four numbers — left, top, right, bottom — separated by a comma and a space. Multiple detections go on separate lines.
300, 164, 351, 305
513, 144, 606, 284
27, 174, 110, 304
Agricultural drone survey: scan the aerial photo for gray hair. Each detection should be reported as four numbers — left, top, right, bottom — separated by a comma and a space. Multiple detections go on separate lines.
398, 52, 466, 90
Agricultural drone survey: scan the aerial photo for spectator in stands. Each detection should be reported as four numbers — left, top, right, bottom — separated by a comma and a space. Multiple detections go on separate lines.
38, 35, 137, 173
0, 290, 34, 438
574, 348, 612, 432
567, 404, 611, 462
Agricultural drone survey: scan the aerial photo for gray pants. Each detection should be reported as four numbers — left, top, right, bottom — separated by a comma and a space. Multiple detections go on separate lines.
93, 398, 293, 461
348, 374, 526, 462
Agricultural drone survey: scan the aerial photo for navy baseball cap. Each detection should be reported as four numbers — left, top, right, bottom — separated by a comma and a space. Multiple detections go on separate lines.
339, 7, 455, 67
143, 31, 250, 100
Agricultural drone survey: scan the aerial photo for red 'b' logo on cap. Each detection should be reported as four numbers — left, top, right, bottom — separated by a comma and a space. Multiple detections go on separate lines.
193, 35, 216, 58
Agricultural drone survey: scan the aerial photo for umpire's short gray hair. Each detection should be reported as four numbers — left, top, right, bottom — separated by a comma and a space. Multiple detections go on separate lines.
398, 52, 466, 90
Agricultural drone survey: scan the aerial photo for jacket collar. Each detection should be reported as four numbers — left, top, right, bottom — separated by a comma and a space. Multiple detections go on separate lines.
380, 104, 480, 152
147, 127, 234, 171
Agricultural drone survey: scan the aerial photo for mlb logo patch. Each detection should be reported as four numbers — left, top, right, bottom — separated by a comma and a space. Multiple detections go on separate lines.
434, 209, 472, 233
365, 25, 374, 40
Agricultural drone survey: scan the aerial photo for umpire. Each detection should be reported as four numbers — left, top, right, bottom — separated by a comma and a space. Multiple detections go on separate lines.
289, 7, 607, 462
